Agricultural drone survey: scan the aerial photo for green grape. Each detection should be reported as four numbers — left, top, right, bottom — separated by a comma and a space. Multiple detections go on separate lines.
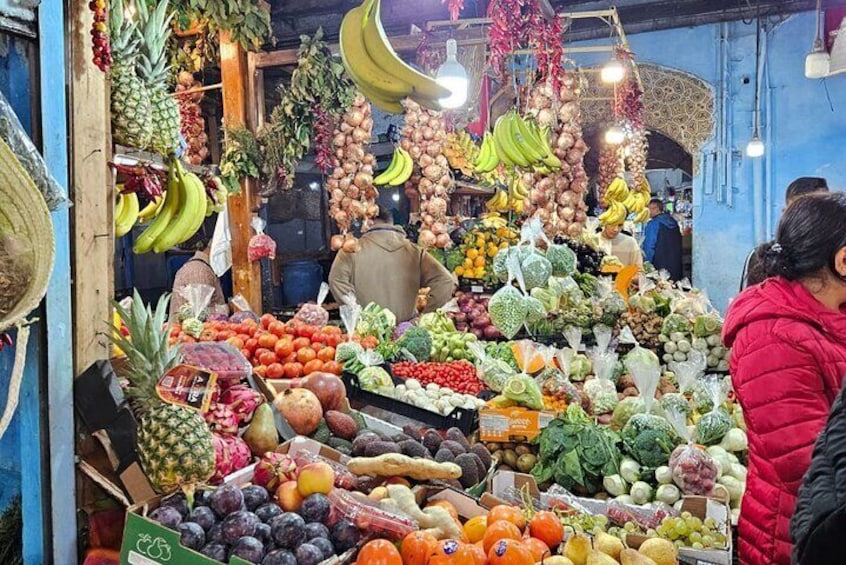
646, 529, 657, 537
689, 531, 702, 544
595, 515, 609, 526
692, 542, 704, 550
655, 525, 666, 537
681, 511, 693, 520
702, 535, 714, 548
668, 530, 680, 541
703, 517, 717, 529
624, 522, 636, 533
686, 517, 702, 530
715, 533, 727, 546
674, 523, 689, 537
674, 540, 685, 548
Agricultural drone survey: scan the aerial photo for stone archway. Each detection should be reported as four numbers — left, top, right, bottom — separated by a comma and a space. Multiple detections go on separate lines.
580, 63, 714, 170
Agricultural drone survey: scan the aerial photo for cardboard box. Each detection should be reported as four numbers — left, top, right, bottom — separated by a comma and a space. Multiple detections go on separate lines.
488, 471, 733, 565
413, 484, 490, 520
478, 407, 556, 442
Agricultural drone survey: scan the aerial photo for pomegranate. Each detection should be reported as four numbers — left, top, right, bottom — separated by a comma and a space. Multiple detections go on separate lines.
292, 372, 346, 412
273, 388, 323, 436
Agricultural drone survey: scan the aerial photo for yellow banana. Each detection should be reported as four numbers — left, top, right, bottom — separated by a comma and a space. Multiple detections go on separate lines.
115, 192, 139, 237
473, 133, 492, 169
137, 195, 164, 223
389, 148, 413, 186
339, 2, 412, 105
134, 162, 181, 254
114, 192, 126, 228
635, 207, 650, 223
374, 148, 401, 185
175, 168, 209, 245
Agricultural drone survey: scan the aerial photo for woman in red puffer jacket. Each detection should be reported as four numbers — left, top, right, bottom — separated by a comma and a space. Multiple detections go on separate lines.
723, 192, 846, 565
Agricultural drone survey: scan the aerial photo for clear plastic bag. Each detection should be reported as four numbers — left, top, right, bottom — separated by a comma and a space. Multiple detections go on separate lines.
605, 498, 676, 530
668, 351, 706, 395
564, 326, 591, 381
294, 282, 330, 327
339, 293, 362, 341
468, 340, 514, 393
177, 284, 215, 336
228, 294, 259, 323
247, 217, 276, 262
667, 406, 718, 496
519, 219, 553, 290
488, 253, 528, 339
0, 90, 68, 210
695, 375, 733, 445
502, 340, 544, 410
586, 347, 619, 413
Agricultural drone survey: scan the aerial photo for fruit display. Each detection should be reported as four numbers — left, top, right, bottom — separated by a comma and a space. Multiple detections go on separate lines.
444, 131, 480, 177
484, 441, 539, 474
401, 99, 452, 248
338, 0, 450, 113
525, 75, 590, 237
327, 93, 378, 243
453, 224, 518, 283
392, 361, 485, 395
373, 147, 413, 187
175, 71, 210, 166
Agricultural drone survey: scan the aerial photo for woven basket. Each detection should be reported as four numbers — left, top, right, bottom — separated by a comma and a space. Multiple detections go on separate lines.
0, 135, 54, 439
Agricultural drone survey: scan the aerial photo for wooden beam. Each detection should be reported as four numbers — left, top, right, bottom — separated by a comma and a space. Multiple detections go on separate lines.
69, 0, 113, 374
538, 0, 557, 20
220, 33, 262, 311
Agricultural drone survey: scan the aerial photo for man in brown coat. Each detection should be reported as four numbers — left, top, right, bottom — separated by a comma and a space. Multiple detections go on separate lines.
329, 208, 456, 322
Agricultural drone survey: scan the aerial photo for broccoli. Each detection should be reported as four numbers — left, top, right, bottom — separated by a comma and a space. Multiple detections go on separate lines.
398, 326, 433, 362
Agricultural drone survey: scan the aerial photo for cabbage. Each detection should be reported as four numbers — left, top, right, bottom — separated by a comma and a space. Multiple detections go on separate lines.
502, 373, 544, 410
720, 428, 748, 452
717, 475, 744, 503
358, 366, 393, 392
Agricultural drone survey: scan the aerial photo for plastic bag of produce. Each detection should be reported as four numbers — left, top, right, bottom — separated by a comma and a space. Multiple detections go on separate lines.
294, 282, 330, 327
503, 340, 544, 410
228, 295, 259, 323
530, 286, 558, 313
564, 326, 591, 381
585, 347, 618, 414
247, 217, 276, 262
673, 288, 714, 321
621, 326, 661, 382
468, 341, 514, 392
668, 350, 706, 395
605, 498, 676, 530
594, 325, 614, 354
176, 283, 215, 336
419, 300, 458, 334
488, 253, 528, 339
694, 311, 724, 337
695, 375, 733, 444
518, 218, 553, 290
667, 406, 718, 495
593, 277, 627, 326
661, 313, 692, 336
356, 349, 392, 393
357, 302, 397, 341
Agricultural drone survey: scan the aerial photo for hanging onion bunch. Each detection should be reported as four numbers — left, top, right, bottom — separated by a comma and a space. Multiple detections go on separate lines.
525, 75, 590, 238
328, 93, 377, 252
175, 71, 209, 166
400, 99, 453, 249
598, 141, 622, 205
625, 128, 649, 192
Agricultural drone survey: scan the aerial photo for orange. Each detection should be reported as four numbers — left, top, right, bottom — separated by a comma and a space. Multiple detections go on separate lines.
468, 542, 488, 565
522, 537, 550, 562
482, 521, 522, 555
528, 511, 564, 550
486, 539, 533, 565
400, 531, 437, 565
463, 515, 488, 544
488, 505, 526, 532
428, 540, 476, 565
357, 539, 402, 565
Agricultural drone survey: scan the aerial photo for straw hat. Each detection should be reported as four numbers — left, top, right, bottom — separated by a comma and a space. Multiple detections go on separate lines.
0, 135, 54, 332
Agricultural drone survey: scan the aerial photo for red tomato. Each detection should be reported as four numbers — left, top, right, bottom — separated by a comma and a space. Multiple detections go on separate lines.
260, 313, 276, 329
254, 347, 272, 360
322, 360, 342, 375
239, 348, 251, 360
281, 353, 298, 364
297, 347, 316, 364
199, 330, 217, 342
266, 363, 285, 379
311, 331, 327, 345
259, 351, 278, 366
303, 359, 324, 375
268, 321, 287, 337
257, 333, 277, 349
283, 362, 303, 379
216, 330, 235, 341
274, 338, 294, 358
317, 347, 335, 362
178, 334, 196, 343
360, 335, 379, 350
291, 337, 311, 351
254, 365, 267, 378
244, 338, 259, 353
326, 334, 341, 348
298, 325, 317, 338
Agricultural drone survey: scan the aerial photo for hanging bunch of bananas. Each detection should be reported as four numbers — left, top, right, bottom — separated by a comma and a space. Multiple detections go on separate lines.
132, 158, 210, 254
631, 177, 653, 223
444, 131, 479, 177
339, 0, 450, 113
374, 147, 413, 186
599, 177, 630, 227
492, 110, 561, 173
485, 169, 530, 215
473, 132, 500, 174
115, 187, 140, 238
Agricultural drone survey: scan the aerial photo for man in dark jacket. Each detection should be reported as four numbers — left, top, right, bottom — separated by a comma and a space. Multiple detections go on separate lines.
791, 386, 846, 565
642, 199, 683, 280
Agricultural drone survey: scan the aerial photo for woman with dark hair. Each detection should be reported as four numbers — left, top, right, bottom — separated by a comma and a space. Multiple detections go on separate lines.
723, 192, 846, 565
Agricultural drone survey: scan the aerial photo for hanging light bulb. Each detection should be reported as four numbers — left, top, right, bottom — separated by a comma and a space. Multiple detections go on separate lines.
746, 134, 765, 158
805, 0, 830, 78
436, 39, 468, 109
600, 57, 626, 83
391, 191, 400, 202
604, 126, 626, 145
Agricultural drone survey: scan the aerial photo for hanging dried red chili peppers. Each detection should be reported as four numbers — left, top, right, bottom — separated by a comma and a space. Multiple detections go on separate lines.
443, 0, 465, 22
312, 104, 336, 175
487, 0, 526, 79
526, 3, 566, 95
109, 161, 165, 199
90, 0, 112, 72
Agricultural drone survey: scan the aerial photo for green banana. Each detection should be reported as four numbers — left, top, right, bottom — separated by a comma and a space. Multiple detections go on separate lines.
134, 161, 181, 254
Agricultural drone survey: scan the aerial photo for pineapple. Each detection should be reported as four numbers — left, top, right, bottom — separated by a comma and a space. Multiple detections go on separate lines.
135, 0, 181, 155
108, 0, 153, 148
111, 290, 214, 493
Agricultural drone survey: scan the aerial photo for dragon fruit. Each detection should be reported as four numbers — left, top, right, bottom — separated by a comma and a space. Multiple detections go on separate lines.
252, 452, 298, 491
204, 403, 240, 436
225, 435, 252, 471
211, 434, 234, 484
220, 385, 264, 425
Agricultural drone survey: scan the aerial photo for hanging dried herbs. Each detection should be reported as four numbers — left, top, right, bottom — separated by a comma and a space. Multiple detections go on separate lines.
168, 0, 274, 52
220, 126, 261, 194
258, 29, 356, 193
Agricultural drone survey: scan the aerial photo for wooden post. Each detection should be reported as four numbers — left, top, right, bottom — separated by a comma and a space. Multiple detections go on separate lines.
69, 0, 113, 373
219, 33, 262, 310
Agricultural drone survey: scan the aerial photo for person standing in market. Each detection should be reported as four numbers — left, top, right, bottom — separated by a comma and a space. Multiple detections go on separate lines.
641, 199, 683, 280
328, 207, 456, 322
723, 192, 846, 565
169, 230, 228, 320
597, 221, 643, 269
740, 176, 829, 290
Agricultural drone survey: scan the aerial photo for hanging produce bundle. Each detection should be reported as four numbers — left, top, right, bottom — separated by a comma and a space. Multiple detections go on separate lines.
175, 71, 209, 166
339, 0, 450, 114
525, 76, 590, 237
625, 127, 650, 205
219, 127, 261, 195
597, 142, 623, 207
328, 93, 378, 248
401, 99, 453, 248
90, 0, 112, 72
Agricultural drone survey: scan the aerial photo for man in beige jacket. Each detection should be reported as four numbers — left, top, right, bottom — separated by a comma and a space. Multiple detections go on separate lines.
329, 209, 456, 322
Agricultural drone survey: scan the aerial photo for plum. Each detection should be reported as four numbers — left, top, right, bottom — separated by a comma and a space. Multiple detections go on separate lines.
330, 519, 360, 552
207, 522, 223, 544
242, 485, 270, 511
160, 493, 189, 517
296, 543, 324, 565
255, 503, 283, 524
304, 522, 330, 541
195, 489, 213, 507
299, 494, 331, 524
200, 542, 228, 561
187, 506, 217, 532
210, 484, 245, 517
309, 537, 334, 560
269, 512, 306, 549
221, 510, 260, 544
254, 523, 271, 543
177, 522, 206, 551
231, 536, 265, 564
261, 549, 297, 565
149, 506, 182, 529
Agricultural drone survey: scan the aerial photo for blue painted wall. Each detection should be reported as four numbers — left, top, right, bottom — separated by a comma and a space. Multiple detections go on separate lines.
574, 12, 846, 311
